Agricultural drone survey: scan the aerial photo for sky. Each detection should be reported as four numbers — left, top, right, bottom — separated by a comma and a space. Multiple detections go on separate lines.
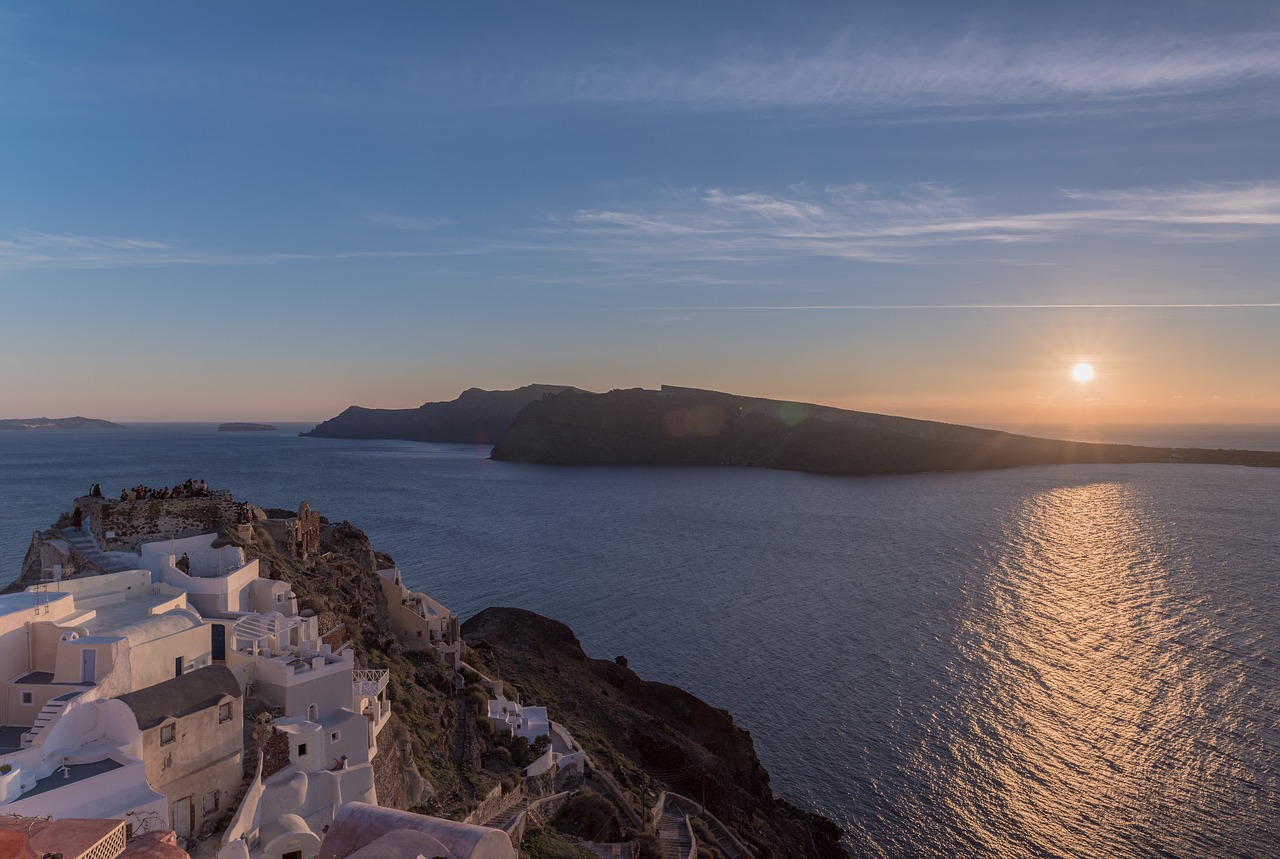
1, 1, 1278, 426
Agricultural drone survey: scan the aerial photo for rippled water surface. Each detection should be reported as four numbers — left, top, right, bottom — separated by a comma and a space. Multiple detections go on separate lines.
1, 425, 1277, 857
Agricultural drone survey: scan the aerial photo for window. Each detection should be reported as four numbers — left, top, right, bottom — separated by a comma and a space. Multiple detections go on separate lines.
218, 702, 233, 723
283, 851, 302, 859
307, 704, 317, 721
296, 743, 308, 758
160, 723, 176, 745
202, 792, 218, 815
330, 731, 340, 743
20, 691, 33, 706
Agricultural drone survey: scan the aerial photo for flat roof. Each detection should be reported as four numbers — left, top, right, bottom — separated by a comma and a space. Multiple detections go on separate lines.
21, 758, 124, 799
79, 592, 193, 635
0, 591, 73, 616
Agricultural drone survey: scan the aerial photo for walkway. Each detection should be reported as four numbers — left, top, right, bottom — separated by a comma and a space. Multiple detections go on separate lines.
483, 794, 530, 833
657, 807, 692, 859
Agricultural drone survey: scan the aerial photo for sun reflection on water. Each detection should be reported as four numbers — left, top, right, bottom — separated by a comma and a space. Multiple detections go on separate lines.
920, 481, 1255, 857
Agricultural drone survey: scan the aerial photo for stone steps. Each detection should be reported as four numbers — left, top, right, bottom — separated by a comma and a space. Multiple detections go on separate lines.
658, 809, 691, 859
61, 528, 133, 574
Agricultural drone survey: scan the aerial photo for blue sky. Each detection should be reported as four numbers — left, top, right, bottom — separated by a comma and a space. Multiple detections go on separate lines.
2, 1, 1278, 423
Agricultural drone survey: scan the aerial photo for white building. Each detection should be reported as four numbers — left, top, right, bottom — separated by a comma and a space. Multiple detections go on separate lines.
4, 518, 462, 859
377, 567, 460, 665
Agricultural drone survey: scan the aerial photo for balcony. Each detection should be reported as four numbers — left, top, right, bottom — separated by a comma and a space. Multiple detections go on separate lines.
352, 668, 389, 697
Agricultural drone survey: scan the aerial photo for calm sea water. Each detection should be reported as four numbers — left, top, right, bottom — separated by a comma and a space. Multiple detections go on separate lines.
1, 424, 1277, 858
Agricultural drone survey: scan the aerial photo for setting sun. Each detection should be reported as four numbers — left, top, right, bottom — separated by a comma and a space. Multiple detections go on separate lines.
1072, 362, 1095, 383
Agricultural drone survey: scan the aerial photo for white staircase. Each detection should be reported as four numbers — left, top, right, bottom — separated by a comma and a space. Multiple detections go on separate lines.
20, 691, 82, 749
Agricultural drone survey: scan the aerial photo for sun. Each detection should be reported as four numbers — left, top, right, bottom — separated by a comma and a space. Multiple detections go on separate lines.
1071, 362, 1095, 383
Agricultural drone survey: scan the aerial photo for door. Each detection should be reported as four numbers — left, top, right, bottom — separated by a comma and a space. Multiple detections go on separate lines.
171, 797, 193, 838
80, 649, 96, 683
175, 656, 184, 677
211, 624, 226, 661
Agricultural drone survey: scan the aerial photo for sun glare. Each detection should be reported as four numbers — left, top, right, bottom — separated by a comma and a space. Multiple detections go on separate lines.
1072, 362, 1095, 383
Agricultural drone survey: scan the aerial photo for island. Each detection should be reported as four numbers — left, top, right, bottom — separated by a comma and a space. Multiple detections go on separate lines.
0, 416, 123, 430
491, 384, 1280, 475
217, 422, 278, 432
1, 485, 846, 858
302, 384, 583, 444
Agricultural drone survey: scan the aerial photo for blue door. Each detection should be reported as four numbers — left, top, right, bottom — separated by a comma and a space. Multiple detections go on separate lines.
211, 624, 226, 661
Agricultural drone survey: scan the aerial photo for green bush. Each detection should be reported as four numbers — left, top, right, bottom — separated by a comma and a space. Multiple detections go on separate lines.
553, 789, 619, 842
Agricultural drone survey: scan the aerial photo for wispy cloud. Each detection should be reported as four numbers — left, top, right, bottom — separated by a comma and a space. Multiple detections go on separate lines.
363, 212, 454, 230
7, 181, 1280, 278
554, 181, 1280, 265
504, 29, 1280, 116
15, 21, 1280, 122
0, 230, 466, 271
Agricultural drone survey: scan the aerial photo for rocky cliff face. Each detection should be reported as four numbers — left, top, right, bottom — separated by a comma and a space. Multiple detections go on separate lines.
301, 384, 584, 443
491, 385, 1280, 475
464, 607, 849, 859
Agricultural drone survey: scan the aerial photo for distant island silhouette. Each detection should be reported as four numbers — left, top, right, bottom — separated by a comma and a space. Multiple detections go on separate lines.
304, 384, 1280, 476
217, 422, 278, 432
0, 416, 123, 430
492, 386, 1280, 475
302, 384, 582, 444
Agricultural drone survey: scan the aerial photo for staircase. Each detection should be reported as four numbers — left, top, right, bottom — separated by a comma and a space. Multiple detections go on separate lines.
657, 808, 693, 859
485, 795, 530, 833
61, 529, 133, 574
20, 691, 82, 749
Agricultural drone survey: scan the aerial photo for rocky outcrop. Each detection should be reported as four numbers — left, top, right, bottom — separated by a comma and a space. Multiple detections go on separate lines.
491, 385, 1280, 475
302, 385, 584, 444
218, 423, 278, 432
463, 607, 849, 859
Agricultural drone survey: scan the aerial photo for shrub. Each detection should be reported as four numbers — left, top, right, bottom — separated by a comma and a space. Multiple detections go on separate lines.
554, 789, 619, 842
511, 735, 530, 766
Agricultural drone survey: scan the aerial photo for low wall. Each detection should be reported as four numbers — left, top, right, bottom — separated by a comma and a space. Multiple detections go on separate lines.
585, 756, 644, 830
664, 791, 757, 859
463, 782, 524, 827
506, 790, 571, 847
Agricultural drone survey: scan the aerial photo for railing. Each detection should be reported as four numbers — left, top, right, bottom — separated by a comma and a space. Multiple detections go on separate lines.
352, 668, 389, 696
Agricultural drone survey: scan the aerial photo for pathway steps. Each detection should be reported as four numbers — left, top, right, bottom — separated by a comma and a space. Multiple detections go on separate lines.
62, 529, 133, 574
657, 808, 692, 859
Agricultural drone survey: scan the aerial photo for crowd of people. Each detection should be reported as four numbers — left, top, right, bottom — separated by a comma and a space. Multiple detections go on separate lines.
118, 478, 212, 501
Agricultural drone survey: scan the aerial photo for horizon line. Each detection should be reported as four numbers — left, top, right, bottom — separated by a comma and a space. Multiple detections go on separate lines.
632, 303, 1280, 311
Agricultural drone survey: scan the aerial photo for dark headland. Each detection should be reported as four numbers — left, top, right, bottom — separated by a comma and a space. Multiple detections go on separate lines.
0, 416, 124, 430
302, 384, 581, 443
217, 422, 278, 432
491, 386, 1280, 475
305, 384, 1280, 476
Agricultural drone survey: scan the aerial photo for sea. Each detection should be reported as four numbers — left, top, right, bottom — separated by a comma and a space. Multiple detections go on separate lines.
1, 423, 1277, 859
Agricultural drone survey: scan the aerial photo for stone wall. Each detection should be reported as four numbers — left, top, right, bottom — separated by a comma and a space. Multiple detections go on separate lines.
463, 783, 525, 827
509, 790, 572, 847
79, 496, 245, 551
260, 725, 291, 779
